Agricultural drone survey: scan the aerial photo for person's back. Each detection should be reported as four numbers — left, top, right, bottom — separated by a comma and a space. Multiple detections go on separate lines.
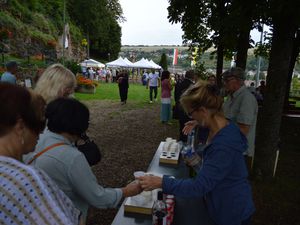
174, 70, 195, 142
174, 77, 193, 103
142, 72, 148, 85
248, 82, 256, 94
161, 78, 171, 98
1, 71, 16, 84
258, 80, 266, 99
1, 61, 18, 84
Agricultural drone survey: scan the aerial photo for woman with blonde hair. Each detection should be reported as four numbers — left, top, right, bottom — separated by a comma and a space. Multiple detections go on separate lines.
138, 81, 255, 225
35, 63, 76, 103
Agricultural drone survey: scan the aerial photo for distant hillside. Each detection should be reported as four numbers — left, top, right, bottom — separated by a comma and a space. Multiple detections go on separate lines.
121, 45, 189, 52
120, 45, 300, 72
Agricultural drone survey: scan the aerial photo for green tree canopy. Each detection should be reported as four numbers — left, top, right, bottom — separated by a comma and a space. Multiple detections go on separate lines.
159, 53, 168, 71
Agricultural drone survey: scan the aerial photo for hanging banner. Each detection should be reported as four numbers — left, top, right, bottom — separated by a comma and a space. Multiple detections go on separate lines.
191, 47, 198, 67
64, 35, 69, 49
172, 48, 178, 65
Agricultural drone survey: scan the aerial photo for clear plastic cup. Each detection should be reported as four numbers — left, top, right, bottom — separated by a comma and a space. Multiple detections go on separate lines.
134, 171, 145, 178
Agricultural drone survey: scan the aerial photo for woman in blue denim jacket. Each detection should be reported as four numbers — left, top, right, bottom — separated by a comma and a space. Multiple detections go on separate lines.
139, 81, 255, 225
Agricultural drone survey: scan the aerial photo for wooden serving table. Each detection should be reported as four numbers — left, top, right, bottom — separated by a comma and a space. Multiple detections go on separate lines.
111, 142, 213, 225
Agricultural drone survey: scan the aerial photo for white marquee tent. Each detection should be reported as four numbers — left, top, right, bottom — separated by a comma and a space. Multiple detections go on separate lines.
123, 57, 135, 67
80, 59, 105, 68
149, 59, 162, 70
106, 57, 132, 68
133, 58, 156, 69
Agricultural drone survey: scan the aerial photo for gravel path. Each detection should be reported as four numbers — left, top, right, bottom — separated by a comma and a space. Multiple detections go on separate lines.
84, 100, 178, 225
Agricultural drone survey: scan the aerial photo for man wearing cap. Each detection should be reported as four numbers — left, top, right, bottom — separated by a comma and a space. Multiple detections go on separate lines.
1, 61, 18, 85
222, 67, 258, 169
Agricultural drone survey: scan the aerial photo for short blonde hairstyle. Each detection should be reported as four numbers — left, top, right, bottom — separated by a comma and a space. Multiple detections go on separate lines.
180, 81, 223, 116
35, 64, 76, 103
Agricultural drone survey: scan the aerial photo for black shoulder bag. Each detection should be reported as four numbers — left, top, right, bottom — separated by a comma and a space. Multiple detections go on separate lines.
76, 133, 101, 166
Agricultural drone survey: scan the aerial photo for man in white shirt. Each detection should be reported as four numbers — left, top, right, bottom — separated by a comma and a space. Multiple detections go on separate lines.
147, 70, 160, 103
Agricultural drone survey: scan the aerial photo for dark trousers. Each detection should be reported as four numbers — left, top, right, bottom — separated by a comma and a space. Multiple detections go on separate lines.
149, 86, 158, 101
211, 216, 252, 225
119, 87, 128, 102
241, 216, 252, 225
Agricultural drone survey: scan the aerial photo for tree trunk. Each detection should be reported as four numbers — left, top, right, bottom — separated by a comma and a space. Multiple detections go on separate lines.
235, 28, 251, 70
215, 0, 226, 88
216, 43, 224, 88
87, 30, 90, 59
254, 21, 297, 179
284, 29, 300, 108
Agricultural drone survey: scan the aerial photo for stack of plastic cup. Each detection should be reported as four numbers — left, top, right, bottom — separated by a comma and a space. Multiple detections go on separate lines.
132, 171, 152, 204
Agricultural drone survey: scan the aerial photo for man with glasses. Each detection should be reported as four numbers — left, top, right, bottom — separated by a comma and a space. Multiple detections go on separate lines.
222, 67, 258, 170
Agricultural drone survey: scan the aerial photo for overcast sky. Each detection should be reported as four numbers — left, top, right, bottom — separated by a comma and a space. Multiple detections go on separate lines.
119, 0, 263, 46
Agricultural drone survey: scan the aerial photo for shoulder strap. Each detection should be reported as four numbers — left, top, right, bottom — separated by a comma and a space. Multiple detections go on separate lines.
28, 142, 66, 165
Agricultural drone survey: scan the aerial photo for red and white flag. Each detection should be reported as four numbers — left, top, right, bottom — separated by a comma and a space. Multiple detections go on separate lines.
172, 48, 178, 65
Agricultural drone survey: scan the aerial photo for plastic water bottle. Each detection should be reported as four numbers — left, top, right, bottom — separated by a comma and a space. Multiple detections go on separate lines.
152, 191, 167, 225
181, 130, 202, 174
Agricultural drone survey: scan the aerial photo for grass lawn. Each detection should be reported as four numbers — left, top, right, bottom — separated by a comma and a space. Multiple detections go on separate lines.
75, 82, 162, 108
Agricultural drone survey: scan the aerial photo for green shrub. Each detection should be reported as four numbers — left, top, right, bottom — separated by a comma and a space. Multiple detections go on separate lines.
64, 59, 81, 74
0, 11, 23, 31
8, 0, 33, 23
31, 13, 57, 35
26, 27, 55, 44
69, 22, 84, 45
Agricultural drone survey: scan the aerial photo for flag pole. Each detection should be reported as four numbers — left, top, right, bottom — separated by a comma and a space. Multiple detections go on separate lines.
62, 0, 66, 65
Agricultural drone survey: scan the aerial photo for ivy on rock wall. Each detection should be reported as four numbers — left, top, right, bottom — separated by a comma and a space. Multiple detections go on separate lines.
0, 0, 123, 61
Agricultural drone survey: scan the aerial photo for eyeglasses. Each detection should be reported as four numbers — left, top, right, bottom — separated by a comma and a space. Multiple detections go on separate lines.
187, 107, 199, 118
223, 77, 236, 83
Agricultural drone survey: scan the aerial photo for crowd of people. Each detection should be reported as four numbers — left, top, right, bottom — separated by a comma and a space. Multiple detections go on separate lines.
82, 67, 112, 83
0, 60, 262, 225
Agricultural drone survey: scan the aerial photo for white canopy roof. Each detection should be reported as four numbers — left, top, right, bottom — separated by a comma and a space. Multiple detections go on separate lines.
106, 57, 132, 68
123, 58, 135, 67
133, 58, 156, 69
149, 59, 162, 70
80, 59, 105, 68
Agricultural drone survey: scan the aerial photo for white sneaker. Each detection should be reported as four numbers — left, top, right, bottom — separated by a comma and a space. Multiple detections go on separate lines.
154, 98, 158, 102
149, 101, 153, 103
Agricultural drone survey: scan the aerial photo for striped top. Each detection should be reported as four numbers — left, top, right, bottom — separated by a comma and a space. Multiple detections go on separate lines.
0, 156, 80, 225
